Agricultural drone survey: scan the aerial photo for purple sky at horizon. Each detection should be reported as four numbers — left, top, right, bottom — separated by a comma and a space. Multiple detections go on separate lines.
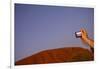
15, 4, 94, 61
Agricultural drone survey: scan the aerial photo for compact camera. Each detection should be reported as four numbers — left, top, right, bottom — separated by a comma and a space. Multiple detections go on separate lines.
75, 31, 82, 38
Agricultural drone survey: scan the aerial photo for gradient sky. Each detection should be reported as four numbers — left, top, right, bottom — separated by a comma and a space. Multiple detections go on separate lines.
15, 4, 94, 61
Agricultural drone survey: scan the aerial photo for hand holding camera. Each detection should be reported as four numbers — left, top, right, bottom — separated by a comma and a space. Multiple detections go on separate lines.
75, 28, 94, 50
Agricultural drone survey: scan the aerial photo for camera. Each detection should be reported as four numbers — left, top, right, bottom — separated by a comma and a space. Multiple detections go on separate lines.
75, 31, 82, 38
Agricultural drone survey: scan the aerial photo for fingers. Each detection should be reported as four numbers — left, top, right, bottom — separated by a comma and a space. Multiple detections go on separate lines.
80, 29, 83, 34
80, 28, 88, 42
80, 28, 87, 35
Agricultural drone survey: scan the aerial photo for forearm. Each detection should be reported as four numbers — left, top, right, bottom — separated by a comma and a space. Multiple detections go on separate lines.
85, 37, 94, 48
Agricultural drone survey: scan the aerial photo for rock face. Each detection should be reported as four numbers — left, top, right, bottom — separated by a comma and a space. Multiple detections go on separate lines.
15, 47, 94, 65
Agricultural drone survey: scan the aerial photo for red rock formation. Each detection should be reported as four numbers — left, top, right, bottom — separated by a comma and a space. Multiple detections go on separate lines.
15, 47, 94, 65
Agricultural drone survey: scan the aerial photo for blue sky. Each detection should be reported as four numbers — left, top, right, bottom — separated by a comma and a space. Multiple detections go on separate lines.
15, 4, 94, 61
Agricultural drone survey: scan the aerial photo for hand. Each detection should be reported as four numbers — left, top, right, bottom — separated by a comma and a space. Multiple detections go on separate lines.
80, 28, 94, 48
80, 28, 88, 43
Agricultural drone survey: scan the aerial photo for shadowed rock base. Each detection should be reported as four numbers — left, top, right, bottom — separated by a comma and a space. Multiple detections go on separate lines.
15, 47, 94, 65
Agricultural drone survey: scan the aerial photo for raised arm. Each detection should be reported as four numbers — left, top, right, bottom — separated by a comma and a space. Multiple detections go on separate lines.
80, 29, 94, 52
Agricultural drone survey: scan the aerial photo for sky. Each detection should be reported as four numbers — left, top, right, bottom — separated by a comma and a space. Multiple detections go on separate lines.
15, 3, 94, 61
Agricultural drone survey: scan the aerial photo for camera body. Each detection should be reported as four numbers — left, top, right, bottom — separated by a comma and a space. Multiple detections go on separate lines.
75, 31, 82, 38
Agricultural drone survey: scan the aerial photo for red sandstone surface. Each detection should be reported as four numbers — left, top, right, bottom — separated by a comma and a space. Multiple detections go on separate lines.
15, 47, 94, 65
